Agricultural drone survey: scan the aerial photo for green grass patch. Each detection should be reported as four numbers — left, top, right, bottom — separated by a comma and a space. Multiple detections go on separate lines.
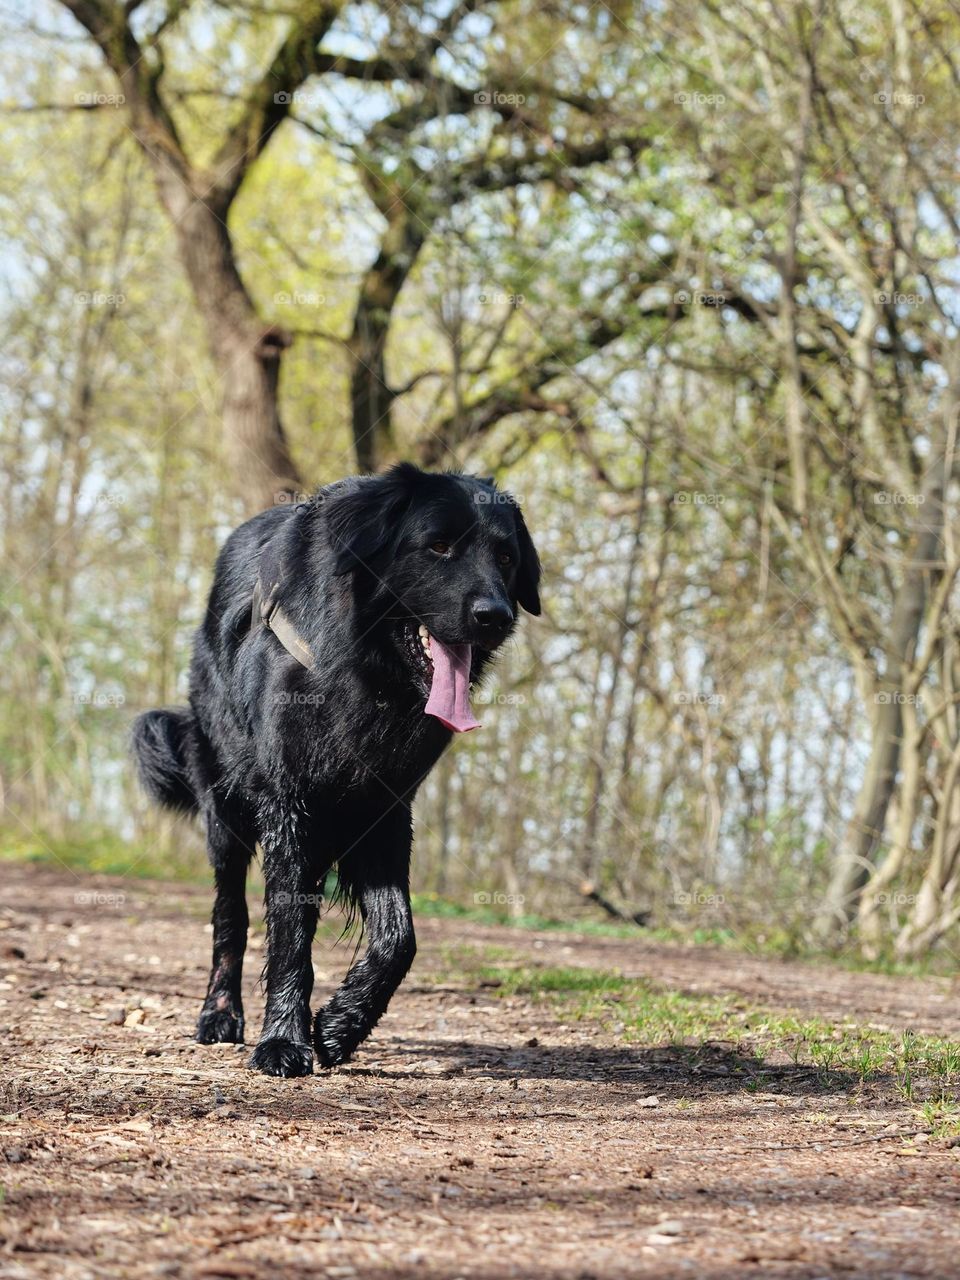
411, 890, 746, 948
0, 830, 207, 882
919, 1097, 960, 1138
438, 953, 960, 1101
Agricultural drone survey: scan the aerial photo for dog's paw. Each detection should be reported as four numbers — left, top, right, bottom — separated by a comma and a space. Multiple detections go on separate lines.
249, 1037, 314, 1077
312, 1012, 352, 1068
196, 1003, 245, 1045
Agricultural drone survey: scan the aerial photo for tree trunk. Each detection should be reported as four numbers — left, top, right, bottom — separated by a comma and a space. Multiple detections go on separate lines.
350, 301, 395, 473
57, 0, 335, 511
812, 448, 948, 945
813, 694, 904, 944
348, 197, 426, 471
895, 736, 960, 956
856, 694, 922, 954
582, 517, 644, 882
153, 177, 303, 513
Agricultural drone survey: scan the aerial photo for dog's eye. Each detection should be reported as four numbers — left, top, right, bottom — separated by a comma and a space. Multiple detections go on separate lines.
430, 541, 452, 556
498, 552, 513, 566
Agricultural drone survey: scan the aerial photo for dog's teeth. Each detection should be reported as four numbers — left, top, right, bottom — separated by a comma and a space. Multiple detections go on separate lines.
418, 625, 428, 638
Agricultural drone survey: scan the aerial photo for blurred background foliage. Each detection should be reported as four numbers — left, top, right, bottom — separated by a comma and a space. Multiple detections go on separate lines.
3, 0, 960, 962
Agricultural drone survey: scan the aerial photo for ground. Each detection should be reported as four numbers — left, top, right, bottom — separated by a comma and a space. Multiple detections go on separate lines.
2, 863, 960, 1279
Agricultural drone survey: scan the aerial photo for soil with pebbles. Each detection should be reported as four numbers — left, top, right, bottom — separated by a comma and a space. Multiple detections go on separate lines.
1, 861, 959, 1279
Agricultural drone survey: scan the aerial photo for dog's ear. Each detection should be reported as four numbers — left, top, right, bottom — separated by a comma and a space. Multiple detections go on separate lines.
326, 465, 421, 576
510, 497, 542, 616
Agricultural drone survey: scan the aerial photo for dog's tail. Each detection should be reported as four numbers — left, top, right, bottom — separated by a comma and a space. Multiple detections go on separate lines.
131, 707, 199, 816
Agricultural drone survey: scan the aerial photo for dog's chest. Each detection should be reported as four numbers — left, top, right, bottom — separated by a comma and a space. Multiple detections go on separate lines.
290, 691, 450, 799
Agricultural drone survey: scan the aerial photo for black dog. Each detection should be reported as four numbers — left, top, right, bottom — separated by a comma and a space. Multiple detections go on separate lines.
131, 464, 541, 1076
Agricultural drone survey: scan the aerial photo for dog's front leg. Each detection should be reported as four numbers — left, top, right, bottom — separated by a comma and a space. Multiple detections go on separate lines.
313, 806, 415, 1067
249, 843, 319, 1078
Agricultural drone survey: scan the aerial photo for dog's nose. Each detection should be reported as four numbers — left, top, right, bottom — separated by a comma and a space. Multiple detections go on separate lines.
471, 598, 514, 631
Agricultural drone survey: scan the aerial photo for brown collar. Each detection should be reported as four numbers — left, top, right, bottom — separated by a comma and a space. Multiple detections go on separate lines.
251, 532, 315, 670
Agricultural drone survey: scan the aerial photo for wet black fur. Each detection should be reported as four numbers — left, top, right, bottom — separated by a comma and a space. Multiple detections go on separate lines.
132, 464, 541, 1077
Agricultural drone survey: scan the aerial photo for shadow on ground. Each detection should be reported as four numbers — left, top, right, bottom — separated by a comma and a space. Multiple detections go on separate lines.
351, 1037, 868, 1097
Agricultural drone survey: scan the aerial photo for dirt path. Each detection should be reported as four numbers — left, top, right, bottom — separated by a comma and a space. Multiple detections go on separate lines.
1, 862, 959, 1279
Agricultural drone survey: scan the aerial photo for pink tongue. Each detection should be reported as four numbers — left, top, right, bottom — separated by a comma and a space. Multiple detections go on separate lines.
424, 636, 480, 732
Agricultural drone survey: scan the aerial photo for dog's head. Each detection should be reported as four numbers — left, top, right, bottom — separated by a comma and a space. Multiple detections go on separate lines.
322, 463, 541, 730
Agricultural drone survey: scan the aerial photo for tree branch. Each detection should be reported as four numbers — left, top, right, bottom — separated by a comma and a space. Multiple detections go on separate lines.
209, 1, 344, 204
59, 0, 187, 170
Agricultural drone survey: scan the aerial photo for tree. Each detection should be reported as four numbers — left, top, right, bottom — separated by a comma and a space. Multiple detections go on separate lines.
51, 0, 650, 499
638, 0, 960, 949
